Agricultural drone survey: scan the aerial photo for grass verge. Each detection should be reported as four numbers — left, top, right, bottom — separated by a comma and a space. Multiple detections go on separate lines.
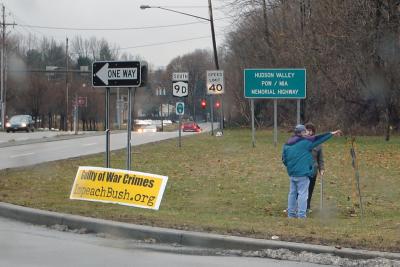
0, 129, 399, 252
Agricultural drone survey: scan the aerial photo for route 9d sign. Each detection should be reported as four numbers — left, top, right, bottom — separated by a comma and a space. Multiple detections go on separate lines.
207, 70, 224, 95
173, 81, 188, 97
172, 72, 189, 97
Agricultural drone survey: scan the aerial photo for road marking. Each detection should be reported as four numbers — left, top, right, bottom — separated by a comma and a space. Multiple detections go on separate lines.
9, 152, 35, 158
83, 143, 97, 147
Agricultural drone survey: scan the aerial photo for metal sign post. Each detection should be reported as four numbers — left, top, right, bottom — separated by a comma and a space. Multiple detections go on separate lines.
251, 99, 255, 148
176, 102, 184, 148
116, 88, 121, 129
207, 70, 224, 135
219, 96, 224, 133
320, 172, 324, 210
274, 99, 278, 147
210, 96, 214, 135
297, 99, 301, 125
105, 87, 110, 168
127, 87, 132, 170
178, 115, 182, 148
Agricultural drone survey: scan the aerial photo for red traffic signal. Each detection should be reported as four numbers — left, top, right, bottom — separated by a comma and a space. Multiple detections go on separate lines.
215, 101, 221, 109
201, 99, 207, 109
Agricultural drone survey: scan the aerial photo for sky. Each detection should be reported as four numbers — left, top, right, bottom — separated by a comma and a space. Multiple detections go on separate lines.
2, 0, 233, 69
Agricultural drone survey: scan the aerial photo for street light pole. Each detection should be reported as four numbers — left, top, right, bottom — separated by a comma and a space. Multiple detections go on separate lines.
140, 2, 221, 134
140, 4, 218, 63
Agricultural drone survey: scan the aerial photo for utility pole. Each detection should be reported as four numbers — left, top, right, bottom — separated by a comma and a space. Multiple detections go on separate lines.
208, 0, 219, 70
65, 37, 69, 131
208, 0, 220, 135
0, 4, 16, 130
1, 5, 4, 130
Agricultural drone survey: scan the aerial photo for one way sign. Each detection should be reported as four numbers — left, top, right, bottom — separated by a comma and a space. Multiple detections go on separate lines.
92, 61, 141, 87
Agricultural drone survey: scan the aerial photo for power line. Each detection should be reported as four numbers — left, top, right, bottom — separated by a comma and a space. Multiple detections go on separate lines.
114, 33, 222, 51
11, 26, 225, 53
15, 17, 233, 32
16, 21, 207, 31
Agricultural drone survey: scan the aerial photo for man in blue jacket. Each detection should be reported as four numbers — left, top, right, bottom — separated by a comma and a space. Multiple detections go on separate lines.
282, 124, 342, 218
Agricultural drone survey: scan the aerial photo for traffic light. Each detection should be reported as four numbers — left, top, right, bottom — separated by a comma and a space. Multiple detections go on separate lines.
201, 99, 207, 109
215, 100, 221, 109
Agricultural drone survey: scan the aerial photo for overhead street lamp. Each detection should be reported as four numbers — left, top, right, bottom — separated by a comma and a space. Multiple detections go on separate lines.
140, 3, 219, 69
140, 1, 221, 135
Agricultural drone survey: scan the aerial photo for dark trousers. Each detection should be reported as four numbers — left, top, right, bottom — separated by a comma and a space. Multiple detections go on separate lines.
307, 174, 317, 210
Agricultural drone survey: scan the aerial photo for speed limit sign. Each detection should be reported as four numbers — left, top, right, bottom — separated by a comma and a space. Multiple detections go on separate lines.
207, 70, 224, 95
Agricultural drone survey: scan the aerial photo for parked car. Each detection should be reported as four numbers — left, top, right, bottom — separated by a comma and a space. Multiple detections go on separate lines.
182, 122, 201, 132
6, 115, 35, 133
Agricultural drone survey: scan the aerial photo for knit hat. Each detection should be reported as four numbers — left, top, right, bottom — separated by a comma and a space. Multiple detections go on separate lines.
294, 124, 306, 135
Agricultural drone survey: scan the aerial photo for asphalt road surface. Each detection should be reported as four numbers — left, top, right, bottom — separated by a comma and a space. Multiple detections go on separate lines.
0, 123, 215, 170
0, 217, 327, 267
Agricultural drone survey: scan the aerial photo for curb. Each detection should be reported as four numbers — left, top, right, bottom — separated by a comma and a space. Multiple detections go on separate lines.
0, 127, 211, 149
0, 202, 399, 261
0, 131, 108, 148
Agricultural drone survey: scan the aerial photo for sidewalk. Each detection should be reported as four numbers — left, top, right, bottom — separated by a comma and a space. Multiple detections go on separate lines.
0, 202, 399, 263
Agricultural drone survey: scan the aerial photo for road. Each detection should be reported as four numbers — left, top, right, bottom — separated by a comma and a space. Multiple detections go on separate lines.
0, 123, 216, 170
0, 217, 326, 267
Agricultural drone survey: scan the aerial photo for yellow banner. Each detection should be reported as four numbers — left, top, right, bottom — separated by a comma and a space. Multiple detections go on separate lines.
70, 166, 168, 210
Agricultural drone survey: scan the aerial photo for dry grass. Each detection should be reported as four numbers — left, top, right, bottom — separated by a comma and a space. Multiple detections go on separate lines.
0, 129, 399, 252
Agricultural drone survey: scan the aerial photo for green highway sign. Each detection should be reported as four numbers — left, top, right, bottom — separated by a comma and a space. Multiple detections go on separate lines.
176, 102, 184, 115
244, 69, 306, 99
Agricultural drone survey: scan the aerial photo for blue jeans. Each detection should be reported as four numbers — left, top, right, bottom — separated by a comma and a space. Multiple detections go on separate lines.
288, 176, 310, 218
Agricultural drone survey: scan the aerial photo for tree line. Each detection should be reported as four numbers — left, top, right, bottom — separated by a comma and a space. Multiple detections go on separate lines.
221, 0, 399, 140
3, 0, 399, 139
5, 35, 144, 130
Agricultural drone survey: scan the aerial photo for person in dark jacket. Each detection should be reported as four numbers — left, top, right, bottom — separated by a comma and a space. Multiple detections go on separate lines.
282, 124, 342, 218
305, 123, 324, 212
